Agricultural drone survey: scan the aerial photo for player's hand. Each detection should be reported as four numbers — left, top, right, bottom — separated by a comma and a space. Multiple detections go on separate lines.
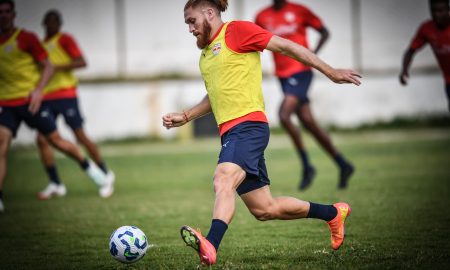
330, 69, 362, 86
28, 89, 43, 115
399, 71, 409, 85
162, 112, 188, 129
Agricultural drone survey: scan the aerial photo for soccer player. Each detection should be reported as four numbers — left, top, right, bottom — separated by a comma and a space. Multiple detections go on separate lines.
255, 0, 354, 190
162, 0, 361, 266
400, 0, 450, 112
36, 10, 115, 200
0, 0, 112, 213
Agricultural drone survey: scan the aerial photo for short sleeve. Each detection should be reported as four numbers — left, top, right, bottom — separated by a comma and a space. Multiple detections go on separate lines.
59, 33, 83, 58
20, 31, 48, 62
410, 23, 428, 50
225, 21, 274, 53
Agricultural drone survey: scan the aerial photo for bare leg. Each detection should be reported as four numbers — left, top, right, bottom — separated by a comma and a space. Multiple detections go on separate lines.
211, 162, 246, 224
0, 127, 12, 191
74, 128, 103, 165
36, 133, 55, 167
241, 185, 351, 250
297, 103, 337, 156
279, 95, 306, 151
45, 131, 85, 163
241, 185, 310, 221
280, 95, 316, 189
297, 104, 354, 188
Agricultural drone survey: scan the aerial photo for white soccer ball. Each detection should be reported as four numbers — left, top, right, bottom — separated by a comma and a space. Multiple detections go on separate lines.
109, 225, 149, 263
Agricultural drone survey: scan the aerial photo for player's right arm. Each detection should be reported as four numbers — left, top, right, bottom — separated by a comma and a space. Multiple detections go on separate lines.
23, 32, 54, 114
29, 58, 54, 114
399, 48, 417, 85
400, 22, 428, 86
55, 34, 87, 72
162, 95, 212, 129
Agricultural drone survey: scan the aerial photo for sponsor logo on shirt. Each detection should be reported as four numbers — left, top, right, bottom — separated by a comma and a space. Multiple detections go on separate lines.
284, 11, 296, 23
212, 43, 222, 56
269, 24, 298, 36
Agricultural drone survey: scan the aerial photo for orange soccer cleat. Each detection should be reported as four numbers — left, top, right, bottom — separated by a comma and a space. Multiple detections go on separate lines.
327, 202, 352, 250
180, 225, 217, 266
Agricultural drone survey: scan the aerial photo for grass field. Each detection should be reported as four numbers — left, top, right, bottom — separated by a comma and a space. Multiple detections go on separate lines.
1, 128, 449, 269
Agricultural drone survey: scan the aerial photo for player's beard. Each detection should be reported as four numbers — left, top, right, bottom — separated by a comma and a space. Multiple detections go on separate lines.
196, 20, 212, 49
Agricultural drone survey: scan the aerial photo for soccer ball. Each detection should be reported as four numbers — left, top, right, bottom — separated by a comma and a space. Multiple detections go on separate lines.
109, 225, 149, 263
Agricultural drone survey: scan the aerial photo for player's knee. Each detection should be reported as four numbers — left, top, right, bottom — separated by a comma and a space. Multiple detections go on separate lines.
279, 111, 291, 126
0, 130, 12, 155
212, 174, 234, 194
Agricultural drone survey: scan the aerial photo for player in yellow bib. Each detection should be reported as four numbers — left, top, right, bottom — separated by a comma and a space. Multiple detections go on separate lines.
36, 10, 115, 200
0, 0, 112, 213
162, 0, 361, 266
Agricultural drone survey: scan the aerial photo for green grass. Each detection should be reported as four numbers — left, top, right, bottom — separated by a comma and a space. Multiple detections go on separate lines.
1, 128, 450, 269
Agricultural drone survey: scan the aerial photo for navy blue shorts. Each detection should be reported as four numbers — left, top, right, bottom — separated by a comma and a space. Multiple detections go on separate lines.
279, 70, 313, 103
0, 104, 57, 137
43, 98, 84, 130
218, 121, 270, 195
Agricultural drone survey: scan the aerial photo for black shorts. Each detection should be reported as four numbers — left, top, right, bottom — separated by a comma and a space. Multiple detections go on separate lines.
43, 98, 84, 130
218, 121, 270, 195
0, 104, 57, 137
279, 70, 313, 103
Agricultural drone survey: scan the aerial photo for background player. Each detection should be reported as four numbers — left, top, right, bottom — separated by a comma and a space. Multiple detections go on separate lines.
36, 10, 115, 200
163, 0, 361, 266
255, 0, 354, 190
400, 0, 450, 112
0, 0, 112, 212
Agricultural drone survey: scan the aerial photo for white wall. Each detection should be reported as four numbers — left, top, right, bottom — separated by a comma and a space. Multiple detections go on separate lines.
14, 0, 436, 77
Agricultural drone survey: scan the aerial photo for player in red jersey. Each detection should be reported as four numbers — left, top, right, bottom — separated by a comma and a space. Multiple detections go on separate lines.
255, 0, 354, 190
400, 0, 450, 111
36, 10, 115, 200
0, 0, 110, 213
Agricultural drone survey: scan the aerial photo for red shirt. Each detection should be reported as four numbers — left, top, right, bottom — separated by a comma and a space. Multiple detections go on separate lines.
410, 20, 450, 84
255, 2, 324, 78
0, 29, 47, 62
213, 21, 273, 135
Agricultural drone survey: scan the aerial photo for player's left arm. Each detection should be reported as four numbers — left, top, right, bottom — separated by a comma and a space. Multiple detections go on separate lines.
55, 34, 87, 72
54, 56, 87, 72
266, 35, 361, 85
